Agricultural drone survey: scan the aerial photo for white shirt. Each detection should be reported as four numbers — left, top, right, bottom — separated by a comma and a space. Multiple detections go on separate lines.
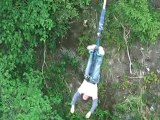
78, 80, 98, 99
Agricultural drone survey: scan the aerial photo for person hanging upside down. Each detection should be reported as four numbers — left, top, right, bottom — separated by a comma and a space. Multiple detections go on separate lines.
70, 44, 105, 118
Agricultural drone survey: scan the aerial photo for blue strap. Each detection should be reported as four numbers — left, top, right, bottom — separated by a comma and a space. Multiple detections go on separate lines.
98, 9, 106, 33
96, 8, 106, 47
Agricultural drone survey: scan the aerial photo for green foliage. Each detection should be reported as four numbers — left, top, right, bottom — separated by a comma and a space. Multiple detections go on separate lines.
67, 113, 86, 120
0, 0, 91, 119
115, 95, 145, 120
44, 54, 79, 119
115, 90, 160, 120
112, 75, 131, 89
143, 71, 160, 83
0, 1, 55, 118
121, 76, 131, 89
105, 0, 160, 48
116, 95, 143, 112
94, 109, 111, 120
78, 33, 91, 56
0, 69, 53, 120
132, 61, 142, 70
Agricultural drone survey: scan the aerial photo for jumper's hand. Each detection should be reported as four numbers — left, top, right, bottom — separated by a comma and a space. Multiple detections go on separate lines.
85, 111, 92, 118
70, 105, 75, 114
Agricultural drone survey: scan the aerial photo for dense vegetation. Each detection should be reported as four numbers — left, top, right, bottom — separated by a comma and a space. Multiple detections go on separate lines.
0, 0, 160, 120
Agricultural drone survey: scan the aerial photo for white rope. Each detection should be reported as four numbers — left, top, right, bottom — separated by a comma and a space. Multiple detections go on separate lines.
103, 0, 107, 9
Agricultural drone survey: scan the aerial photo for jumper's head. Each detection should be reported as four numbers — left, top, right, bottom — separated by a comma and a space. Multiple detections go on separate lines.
82, 94, 90, 101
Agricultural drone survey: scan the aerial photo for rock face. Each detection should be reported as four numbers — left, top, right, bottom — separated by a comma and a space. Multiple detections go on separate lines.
102, 40, 160, 118
105, 40, 160, 79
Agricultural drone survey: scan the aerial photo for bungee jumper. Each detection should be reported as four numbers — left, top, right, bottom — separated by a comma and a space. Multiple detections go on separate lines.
70, 0, 107, 118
